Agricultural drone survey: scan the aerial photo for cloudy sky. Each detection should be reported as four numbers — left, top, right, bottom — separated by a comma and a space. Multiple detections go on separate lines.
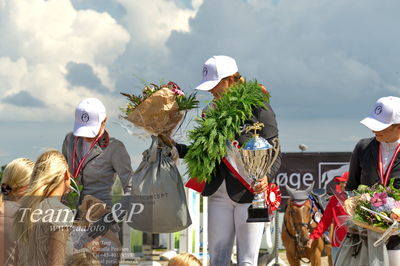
0, 0, 399, 166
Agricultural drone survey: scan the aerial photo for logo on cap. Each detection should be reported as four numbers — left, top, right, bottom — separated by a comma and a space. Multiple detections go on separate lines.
81, 112, 90, 123
375, 106, 383, 115
202, 67, 208, 77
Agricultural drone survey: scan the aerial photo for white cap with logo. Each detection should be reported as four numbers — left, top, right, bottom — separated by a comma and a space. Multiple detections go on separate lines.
73, 98, 106, 138
195, 55, 238, 91
360, 96, 400, 131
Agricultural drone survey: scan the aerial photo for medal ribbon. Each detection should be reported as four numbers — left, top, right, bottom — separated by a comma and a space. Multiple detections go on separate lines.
72, 133, 103, 178
378, 143, 400, 186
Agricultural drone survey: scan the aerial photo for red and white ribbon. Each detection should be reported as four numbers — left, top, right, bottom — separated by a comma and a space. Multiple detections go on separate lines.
72, 133, 103, 178
378, 143, 400, 186
265, 183, 281, 212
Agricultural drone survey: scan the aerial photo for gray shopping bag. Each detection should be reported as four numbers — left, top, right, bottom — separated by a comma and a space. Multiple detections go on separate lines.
335, 230, 389, 266
128, 136, 191, 233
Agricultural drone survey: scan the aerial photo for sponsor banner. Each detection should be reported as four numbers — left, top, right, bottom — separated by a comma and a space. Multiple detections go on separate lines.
276, 152, 351, 210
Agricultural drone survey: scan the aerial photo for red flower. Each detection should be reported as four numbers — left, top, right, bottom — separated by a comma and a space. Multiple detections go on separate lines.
167, 81, 180, 90
259, 84, 269, 96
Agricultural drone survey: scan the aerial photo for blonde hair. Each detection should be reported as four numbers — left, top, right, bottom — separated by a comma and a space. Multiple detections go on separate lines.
14, 149, 69, 243
232, 71, 245, 84
0, 158, 34, 204
168, 253, 202, 266
64, 251, 101, 266
220, 72, 246, 87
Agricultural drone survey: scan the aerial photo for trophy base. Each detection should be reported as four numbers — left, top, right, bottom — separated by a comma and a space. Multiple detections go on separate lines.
246, 205, 270, 223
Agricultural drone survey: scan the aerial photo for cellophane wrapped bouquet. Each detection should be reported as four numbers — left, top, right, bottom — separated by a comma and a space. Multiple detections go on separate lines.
345, 179, 400, 234
120, 81, 198, 137
120, 81, 198, 233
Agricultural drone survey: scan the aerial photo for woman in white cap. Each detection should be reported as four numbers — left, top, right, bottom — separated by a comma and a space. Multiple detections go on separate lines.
174, 56, 281, 265
62, 98, 134, 239
345, 96, 400, 265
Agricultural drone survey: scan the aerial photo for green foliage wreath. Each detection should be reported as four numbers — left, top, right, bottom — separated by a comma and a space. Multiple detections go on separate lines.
184, 80, 270, 182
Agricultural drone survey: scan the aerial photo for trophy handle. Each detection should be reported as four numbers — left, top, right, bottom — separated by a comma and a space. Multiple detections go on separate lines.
264, 137, 280, 178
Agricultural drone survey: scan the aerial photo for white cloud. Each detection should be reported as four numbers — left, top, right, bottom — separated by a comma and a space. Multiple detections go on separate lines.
117, 0, 201, 48
2, 0, 400, 157
164, 0, 400, 120
0, 0, 130, 121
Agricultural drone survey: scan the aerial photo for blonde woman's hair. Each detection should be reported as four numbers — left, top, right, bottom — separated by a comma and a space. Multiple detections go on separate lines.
168, 253, 202, 266
14, 149, 69, 243
64, 251, 101, 266
0, 158, 34, 204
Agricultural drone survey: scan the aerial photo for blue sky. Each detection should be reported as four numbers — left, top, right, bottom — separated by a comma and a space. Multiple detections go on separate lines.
0, 0, 398, 166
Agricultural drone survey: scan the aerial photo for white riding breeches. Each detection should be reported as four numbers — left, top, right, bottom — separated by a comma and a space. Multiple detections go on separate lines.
208, 181, 264, 266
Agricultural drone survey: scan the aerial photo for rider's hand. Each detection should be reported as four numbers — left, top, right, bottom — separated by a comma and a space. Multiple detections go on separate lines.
254, 176, 269, 194
306, 238, 313, 248
158, 134, 175, 147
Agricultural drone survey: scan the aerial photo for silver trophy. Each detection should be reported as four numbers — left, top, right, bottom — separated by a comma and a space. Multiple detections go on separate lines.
226, 122, 280, 222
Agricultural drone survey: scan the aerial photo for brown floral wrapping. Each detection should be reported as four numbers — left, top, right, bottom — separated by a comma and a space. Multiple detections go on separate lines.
126, 88, 184, 136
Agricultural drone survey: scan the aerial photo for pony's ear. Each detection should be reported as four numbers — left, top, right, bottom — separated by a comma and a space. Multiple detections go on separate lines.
285, 184, 296, 199
305, 182, 315, 194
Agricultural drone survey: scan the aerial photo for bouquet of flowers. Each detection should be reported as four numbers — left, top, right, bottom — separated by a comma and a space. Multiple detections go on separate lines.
345, 179, 400, 233
120, 81, 197, 233
121, 81, 198, 136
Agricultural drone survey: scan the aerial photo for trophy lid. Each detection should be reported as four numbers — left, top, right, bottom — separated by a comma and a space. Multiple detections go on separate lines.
243, 136, 272, 150
243, 122, 272, 150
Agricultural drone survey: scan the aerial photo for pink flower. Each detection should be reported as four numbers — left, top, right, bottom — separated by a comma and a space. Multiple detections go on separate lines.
370, 192, 387, 207
167, 81, 180, 90
165, 81, 184, 96
172, 88, 184, 96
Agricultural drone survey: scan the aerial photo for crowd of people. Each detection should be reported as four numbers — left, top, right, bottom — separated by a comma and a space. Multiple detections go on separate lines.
0, 54, 399, 266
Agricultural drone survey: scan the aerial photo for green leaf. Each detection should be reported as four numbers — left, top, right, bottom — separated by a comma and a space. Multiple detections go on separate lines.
184, 80, 269, 182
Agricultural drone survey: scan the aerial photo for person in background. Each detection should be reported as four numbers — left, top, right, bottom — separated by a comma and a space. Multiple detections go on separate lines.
62, 98, 134, 239
346, 96, 400, 265
168, 253, 202, 266
14, 150, 75, 266
171, 55, 281, 265
0, 158, 34, 266
307, 171, 349, 262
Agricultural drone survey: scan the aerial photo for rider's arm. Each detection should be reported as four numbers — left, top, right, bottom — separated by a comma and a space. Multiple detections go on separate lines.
310, 196, 335, 240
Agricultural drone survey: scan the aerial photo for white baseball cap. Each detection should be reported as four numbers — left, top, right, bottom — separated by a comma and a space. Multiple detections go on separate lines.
73, 98, 106, 138
360, 96, 400, 131
195, 55, 238, 91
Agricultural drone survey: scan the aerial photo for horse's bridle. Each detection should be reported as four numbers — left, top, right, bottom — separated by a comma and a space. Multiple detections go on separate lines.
284, 197, 319, 262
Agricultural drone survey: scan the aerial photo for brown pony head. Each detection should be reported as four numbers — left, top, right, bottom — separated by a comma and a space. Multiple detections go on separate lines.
285, 183, 315, 247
